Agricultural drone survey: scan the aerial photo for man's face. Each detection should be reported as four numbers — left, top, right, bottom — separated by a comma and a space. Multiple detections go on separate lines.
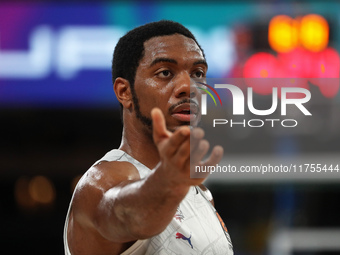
132, 34, 207, 132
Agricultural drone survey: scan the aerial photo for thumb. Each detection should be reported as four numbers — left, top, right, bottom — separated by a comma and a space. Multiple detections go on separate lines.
151, 108, 171, 145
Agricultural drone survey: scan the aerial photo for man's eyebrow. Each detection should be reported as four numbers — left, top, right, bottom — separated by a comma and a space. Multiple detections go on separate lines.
149, 58, 177, 67
193, 59, 208, 68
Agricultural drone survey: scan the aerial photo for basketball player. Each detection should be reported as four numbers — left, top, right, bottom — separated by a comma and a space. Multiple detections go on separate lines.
64, 20, 233, 255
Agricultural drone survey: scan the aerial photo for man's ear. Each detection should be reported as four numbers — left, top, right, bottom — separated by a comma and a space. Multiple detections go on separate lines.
114, 77, 133, 109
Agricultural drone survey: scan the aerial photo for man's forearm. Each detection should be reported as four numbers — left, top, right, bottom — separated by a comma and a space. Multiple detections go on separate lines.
94, 168, 190, 243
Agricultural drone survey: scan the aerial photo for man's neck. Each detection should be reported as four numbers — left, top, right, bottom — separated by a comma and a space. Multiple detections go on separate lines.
119, 126, 160, 170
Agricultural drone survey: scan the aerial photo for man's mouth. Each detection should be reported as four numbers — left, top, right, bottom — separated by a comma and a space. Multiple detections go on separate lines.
171, 103, 199, 122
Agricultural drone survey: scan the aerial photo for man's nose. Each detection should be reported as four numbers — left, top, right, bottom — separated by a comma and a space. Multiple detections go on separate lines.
174, 72, 197, 98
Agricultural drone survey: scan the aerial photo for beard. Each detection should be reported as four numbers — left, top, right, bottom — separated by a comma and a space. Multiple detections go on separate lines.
131, 87, 153, 129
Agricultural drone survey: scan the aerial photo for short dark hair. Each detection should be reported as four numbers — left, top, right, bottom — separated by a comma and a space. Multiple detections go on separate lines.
112, 20, 205, 89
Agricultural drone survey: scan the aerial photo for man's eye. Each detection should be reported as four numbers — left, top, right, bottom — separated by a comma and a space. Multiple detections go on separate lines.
158, 70, 171, 78
193, 71, 205, 78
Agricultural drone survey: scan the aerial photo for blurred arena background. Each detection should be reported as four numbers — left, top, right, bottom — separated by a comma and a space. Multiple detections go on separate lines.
1, 1, 339, 254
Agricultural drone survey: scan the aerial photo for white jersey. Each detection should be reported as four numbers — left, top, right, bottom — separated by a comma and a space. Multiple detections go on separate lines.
64, 149, 233, 255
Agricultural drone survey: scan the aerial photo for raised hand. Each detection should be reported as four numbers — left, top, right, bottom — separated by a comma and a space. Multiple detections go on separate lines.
151, 108, 223, 187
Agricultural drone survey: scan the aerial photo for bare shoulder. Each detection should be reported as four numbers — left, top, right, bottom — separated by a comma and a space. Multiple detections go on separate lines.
67, 161, 141, 254
198, 184, 215, 207
91, 160, 141, 187
83, 160, 140, 189
72, 160, 141, 226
